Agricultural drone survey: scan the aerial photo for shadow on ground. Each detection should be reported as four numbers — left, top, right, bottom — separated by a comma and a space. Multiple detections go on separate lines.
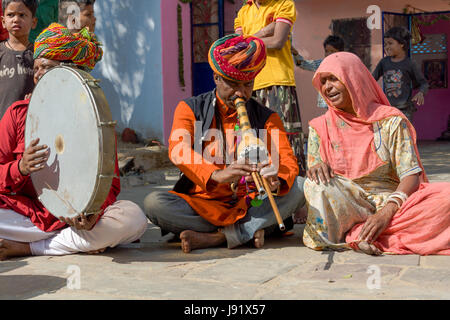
104, 225, 307, 265
0, 261, 28, 274
418, 141, 450, 177
0, 275, 66, 300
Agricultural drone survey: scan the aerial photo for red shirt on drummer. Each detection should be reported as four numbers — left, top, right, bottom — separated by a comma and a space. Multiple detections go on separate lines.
0, 98, 121, 232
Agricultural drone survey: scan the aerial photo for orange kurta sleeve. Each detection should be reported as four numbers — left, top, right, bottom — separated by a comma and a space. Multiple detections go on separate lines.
167, 99, 299, 227
168, 101, 222, 191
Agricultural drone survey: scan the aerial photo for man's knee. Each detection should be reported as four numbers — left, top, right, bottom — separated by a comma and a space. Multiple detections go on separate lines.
114, 201, 148, 239
287, 176, 307, 209
143, 191, 168, 221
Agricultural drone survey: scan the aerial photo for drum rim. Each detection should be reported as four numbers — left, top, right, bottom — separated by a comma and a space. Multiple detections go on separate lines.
25, 66, 108, 217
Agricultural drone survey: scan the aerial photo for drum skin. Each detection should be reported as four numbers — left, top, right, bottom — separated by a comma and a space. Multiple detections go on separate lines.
25, 66, 116, 219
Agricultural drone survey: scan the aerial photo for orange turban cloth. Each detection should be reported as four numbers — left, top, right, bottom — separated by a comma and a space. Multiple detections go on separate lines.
208, 34, 267, 82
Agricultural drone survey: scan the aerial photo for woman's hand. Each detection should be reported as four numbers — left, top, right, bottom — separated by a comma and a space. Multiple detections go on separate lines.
19, 138, 49, 176
359, 173, 420, 244
59, 213, 100, 231
307, 162, 334, 185
358, 203, 397, 243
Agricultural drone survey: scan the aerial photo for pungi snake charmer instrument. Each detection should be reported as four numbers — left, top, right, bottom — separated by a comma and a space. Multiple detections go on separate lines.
233, 97, 285, 231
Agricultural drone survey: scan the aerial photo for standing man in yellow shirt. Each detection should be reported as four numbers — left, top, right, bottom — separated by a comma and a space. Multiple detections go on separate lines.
235, 0, 305, 175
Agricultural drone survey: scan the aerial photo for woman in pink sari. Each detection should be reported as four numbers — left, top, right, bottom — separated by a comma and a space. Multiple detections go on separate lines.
303, 52, 450, 256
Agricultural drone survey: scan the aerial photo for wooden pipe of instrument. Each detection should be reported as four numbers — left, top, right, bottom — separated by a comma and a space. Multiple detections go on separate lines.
261, 176, 285, 231
251, 172, 266, 199
233, 97, 286, 231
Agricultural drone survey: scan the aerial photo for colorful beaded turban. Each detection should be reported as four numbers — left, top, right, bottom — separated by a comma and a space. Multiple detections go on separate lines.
208, 34, 267, 82
34, 23, 103, 71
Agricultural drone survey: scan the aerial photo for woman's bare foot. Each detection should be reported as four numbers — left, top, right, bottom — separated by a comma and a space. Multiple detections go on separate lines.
253, 230, 265, 249
357, 241, 383, 256
0, 239, 32, 261
293, 207, 308, 224
180, 230, 226, 253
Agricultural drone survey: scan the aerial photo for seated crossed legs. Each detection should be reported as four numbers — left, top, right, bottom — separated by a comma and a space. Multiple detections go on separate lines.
145, 176, 305, 253
0, 201, 148, 259
144, 34, 306, 253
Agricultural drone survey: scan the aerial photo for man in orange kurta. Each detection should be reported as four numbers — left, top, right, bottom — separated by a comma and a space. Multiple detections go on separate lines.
144, 35, 305, 253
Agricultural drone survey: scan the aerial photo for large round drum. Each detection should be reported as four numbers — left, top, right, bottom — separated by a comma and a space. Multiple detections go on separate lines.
25, 66, 116, 219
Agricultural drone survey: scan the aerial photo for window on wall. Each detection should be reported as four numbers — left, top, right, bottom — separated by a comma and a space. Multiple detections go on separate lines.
412, 34, 447, 54
191, 0, 224, 96
224, 0, 243, 35
383, 14, 409, 34
412, 33, 448, 89
192, 0, 220, 64
331, 18, 372, 70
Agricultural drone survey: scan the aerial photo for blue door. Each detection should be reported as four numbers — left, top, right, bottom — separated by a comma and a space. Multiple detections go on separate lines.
191, 0, 224, 96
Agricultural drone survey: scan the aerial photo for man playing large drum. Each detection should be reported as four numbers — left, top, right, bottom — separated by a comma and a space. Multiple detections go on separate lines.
0, 23, 148, 260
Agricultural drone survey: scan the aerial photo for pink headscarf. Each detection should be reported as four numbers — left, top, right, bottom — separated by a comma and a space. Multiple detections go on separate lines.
310, 52, 427, 181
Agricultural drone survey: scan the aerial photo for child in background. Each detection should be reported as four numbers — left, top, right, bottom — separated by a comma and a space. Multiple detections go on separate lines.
28, 0, 59, 42
0, 0, 37, 119
29, 0, 96, 44
59, 0, 96, 33
373, 27, 429, 123
292, 35, 345, 109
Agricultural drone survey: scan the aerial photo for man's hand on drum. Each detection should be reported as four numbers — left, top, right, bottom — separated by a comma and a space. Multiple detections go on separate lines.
19, 138, 49, 176
59, 212, 100, 231
307, 162, 334, 185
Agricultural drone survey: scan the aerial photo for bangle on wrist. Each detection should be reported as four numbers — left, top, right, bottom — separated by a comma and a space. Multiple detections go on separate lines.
385, 191, 409, 211
391, 191, 408, 203
386, 198, 401, 210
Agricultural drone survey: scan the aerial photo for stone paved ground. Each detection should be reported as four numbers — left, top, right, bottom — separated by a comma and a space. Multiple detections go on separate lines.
0, 142, 449, 301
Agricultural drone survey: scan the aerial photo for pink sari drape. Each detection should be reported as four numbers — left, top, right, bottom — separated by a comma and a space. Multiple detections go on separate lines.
310, 52, 427, 182
346, 183, 450, 255
310, 52, 449, 255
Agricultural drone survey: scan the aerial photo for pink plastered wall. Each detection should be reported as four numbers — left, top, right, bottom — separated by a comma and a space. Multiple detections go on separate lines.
412, 18, 450, 140
293, 0, 450, 138
161, 1, 193, 144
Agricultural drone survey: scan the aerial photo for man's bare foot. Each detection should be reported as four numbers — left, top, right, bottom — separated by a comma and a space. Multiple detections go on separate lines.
0, 239, 32, 261
180, 230, 226, 253
357, 241, 383, 256
253, 230, 265, 249
293, 207, 308, 224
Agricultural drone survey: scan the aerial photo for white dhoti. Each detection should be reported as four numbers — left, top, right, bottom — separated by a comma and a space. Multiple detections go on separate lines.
0, 200, 148, 256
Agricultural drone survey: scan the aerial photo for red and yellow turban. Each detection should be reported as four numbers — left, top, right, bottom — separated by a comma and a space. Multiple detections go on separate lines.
208, 34, 267, 82
34, 23, 103, 71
